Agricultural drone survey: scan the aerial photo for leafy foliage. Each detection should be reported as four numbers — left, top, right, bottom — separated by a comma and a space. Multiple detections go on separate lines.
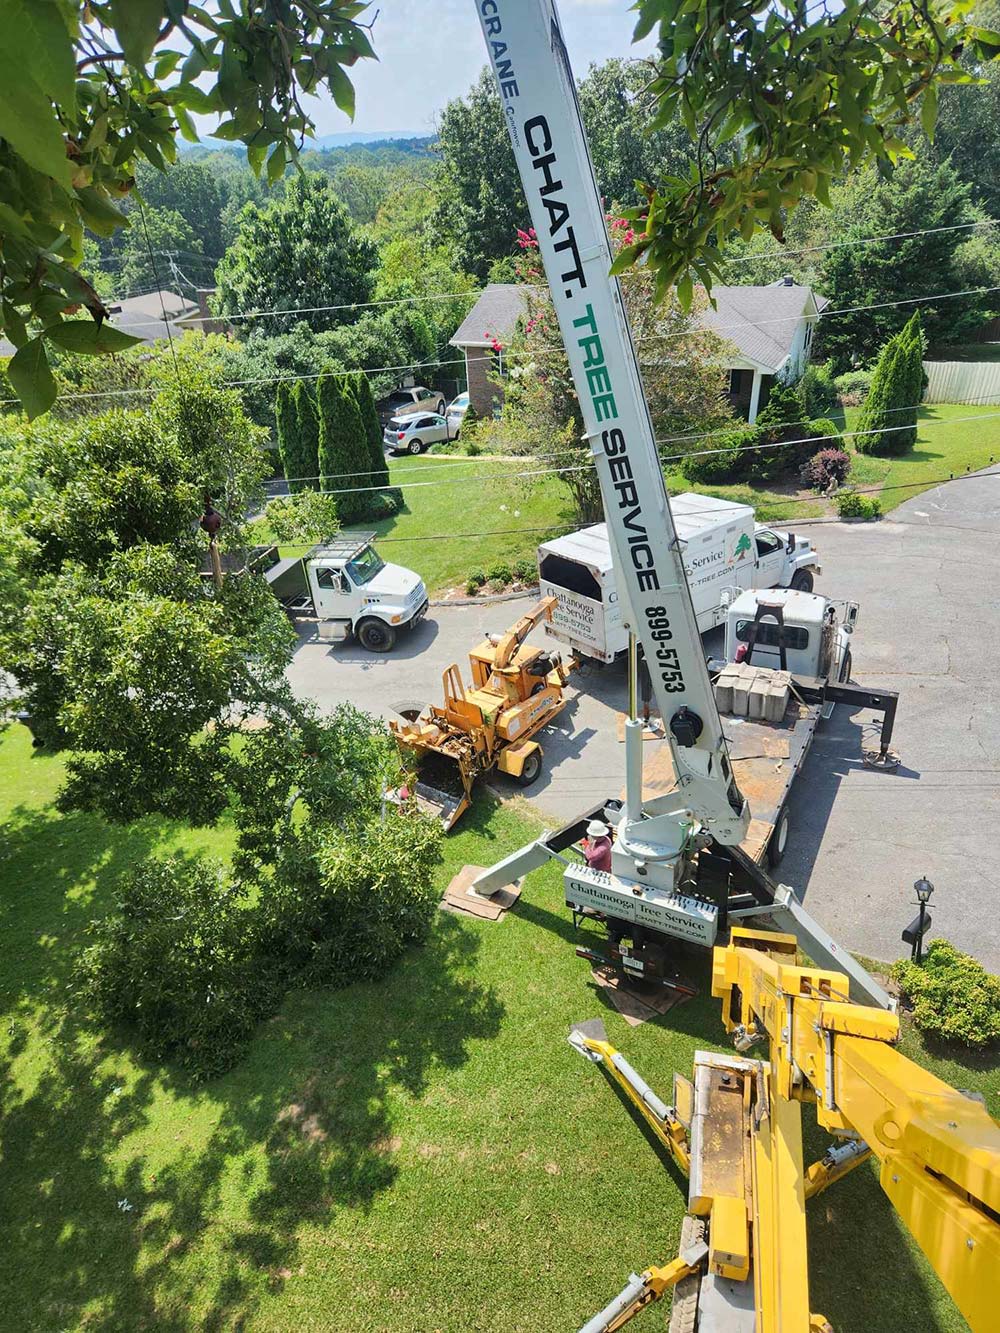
619, 0, 1000, 303
680, 424, 761, 484
214, 174, 377, 332
890, 939, 1000, 1048
799, 363, 840, 419
801, 448, 852, 491
817, 160, 985, 367
114, 206, 203, 296
0, 1, 376, 415
275, 380, 304, 493
347, 370, 400, 514
835, 490, 883, 519
751, 381, 813, 478
834, 369, 873, 406
265, 489, 340, 545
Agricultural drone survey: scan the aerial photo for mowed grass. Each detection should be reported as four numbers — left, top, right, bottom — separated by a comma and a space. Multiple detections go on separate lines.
372, 452, 574, 594
1, 723, 996, 1331
843, 402, 1000, 509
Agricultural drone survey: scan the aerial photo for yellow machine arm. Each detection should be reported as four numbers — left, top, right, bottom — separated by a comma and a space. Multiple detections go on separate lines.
571, 932, 1000, 1333
490, 595, 557, 671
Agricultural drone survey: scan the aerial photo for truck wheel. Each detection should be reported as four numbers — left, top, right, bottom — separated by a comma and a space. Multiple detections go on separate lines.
767, 807, 790, 868
436, 398, 445, 414
515, 750, 542, 786
408, 438, 424, 455
357, 618, 397, 653
840, 650, 852, 683
790, 569, 814, 593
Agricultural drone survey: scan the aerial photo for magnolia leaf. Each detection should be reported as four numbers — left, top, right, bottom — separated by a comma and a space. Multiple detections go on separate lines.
327, 62, 356, 119
109, 0, 164, 67
11, 0, 76, 112
45, 320, 143, 355
8, 337, 57, 419
920, 82, 938, 143
0, 53, 72, 183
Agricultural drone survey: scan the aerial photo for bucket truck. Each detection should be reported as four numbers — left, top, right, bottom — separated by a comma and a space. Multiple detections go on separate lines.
468, 0, 898, 1009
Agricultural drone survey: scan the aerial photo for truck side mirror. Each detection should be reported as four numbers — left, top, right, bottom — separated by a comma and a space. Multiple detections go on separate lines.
845, 602, 859, 631
786, 530, 795, 553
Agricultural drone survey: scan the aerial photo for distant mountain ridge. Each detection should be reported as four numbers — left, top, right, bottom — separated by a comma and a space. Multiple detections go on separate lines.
184, 130, 432, 152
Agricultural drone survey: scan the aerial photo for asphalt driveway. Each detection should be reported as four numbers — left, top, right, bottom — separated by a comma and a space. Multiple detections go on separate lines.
287, 470, 1000, 968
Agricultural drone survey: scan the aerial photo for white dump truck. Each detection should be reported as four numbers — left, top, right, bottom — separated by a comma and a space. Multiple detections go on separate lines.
259, 532, 428, 653
536, 493, 821, 663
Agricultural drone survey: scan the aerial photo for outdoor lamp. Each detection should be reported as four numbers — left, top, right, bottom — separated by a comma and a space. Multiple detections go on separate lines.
915, 876, 934, 905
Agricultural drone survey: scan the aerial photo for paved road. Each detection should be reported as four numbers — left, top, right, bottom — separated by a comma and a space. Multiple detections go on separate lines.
287, 470, 1000, 968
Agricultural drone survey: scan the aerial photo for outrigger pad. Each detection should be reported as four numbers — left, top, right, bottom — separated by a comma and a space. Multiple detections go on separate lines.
590, 966, 688, 1027
441, 864, 523, 921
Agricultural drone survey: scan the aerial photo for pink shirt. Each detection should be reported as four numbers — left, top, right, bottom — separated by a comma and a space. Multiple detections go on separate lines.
583, 836, 612, 873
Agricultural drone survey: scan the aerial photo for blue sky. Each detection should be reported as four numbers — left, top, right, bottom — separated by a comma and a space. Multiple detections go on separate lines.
304, 0, 651, 137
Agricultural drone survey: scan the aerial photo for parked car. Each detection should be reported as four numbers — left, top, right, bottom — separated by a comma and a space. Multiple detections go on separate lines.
376, 385, 446, 425
446, 391, 470, 435
383, 412, 453, 455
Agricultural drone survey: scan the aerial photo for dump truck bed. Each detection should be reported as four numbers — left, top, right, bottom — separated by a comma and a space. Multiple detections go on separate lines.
639, 699, 821, 864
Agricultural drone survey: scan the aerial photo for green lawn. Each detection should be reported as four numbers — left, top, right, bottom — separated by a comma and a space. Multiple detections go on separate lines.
373, 452, 573, 595
0, 723, 994, 1332
843, 402, 1000, 510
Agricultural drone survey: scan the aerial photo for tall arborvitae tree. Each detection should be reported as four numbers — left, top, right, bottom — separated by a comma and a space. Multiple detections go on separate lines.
317, 370, 369, 524
275, 381, 305, 492
896, 312, 927, 451
292, 381, 320, 491
347, 371, 401, 515
856, 335, 912, 456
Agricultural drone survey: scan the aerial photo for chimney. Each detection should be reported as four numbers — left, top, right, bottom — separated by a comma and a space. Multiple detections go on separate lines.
783, 274, 794, 287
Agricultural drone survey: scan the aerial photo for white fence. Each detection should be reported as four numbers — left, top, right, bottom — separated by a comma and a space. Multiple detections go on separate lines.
923, 360, 1000, 405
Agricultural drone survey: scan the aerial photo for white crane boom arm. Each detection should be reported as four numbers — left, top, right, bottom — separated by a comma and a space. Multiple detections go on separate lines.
474, 0, 749, 844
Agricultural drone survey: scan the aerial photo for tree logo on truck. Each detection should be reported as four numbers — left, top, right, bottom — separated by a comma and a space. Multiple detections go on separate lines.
733, 533, 752, 561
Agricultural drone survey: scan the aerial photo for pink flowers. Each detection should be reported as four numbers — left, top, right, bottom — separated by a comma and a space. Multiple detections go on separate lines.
515, 227, 538, 250
484, 330, 504, 353
609, 215, 636, 245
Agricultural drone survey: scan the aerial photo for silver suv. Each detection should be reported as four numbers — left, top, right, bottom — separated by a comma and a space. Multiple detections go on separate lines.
377, 385, 445, 425
383, 413, 452, 455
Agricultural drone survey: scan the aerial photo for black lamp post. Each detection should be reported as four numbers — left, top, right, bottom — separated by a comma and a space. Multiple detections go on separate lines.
913, 876, 934, 964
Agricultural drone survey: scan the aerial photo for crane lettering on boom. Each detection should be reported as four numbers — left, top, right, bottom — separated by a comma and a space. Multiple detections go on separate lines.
521, 114, 686, 697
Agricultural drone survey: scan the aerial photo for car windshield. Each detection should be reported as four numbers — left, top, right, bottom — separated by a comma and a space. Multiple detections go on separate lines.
345, 546, 385, 585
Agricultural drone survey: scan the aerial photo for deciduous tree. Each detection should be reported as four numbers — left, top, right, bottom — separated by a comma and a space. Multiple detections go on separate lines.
214, 174, 377, 333
0, 1, 376, 416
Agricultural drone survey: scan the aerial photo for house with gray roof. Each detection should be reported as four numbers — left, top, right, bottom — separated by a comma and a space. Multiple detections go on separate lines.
448, 283, 533, 417
704, 279, 828, 421
449, 278, 826, 423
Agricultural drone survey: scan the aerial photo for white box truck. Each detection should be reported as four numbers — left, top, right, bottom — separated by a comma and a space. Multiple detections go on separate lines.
259, 533, 429, 653
536, 493, 821, 663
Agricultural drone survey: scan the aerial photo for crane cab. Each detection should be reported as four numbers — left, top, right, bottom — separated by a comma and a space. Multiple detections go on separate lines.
723, 588, 856, 683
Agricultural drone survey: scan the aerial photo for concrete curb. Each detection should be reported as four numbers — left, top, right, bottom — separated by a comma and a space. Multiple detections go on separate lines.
430, 585, 540, 609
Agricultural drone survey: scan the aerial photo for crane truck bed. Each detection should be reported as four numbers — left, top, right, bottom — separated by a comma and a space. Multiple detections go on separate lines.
637, 695, 821, 869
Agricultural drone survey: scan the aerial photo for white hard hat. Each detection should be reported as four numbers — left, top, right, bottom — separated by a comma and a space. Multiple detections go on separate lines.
586, 819, 610, 839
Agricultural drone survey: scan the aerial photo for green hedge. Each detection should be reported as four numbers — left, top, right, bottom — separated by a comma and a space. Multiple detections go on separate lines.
890, 939, 1000, 1048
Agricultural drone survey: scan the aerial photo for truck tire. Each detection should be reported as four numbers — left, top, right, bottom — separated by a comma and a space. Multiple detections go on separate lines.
767, 807, 790, 868
668, 1215, 705, 1333
436, 398, 445, 414
515, 750, 543, 786
408, 438, 425, 455
789, 569, 814, 592
357, 618, 397, 653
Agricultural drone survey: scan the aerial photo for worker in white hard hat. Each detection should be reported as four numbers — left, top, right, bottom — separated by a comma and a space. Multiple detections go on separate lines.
581, 818, 613, 873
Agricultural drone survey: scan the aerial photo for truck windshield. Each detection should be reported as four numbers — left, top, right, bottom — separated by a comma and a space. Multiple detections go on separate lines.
346, 546, 385, 585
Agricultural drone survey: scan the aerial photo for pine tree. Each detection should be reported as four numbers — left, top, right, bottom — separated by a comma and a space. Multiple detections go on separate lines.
275, 381, 304, 492
317, 370, 369, 524
856, 334, 912, 456
292, 381, 320, 491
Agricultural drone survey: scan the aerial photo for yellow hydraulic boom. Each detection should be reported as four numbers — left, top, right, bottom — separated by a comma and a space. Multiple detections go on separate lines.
570, 930, 1000, 1333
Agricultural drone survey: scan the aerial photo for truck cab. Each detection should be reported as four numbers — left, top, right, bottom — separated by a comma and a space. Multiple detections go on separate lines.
266, 533, 428, 653
723, 587, 858, 684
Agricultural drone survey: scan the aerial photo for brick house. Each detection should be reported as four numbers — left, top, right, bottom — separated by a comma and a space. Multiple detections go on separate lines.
448, 283, 532, 417
449, 278, 826, 424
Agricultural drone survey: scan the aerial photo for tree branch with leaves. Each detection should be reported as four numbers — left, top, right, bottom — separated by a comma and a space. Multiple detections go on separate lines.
0, 0, 377, 416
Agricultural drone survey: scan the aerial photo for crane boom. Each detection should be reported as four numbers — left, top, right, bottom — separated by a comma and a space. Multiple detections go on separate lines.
473, 0, 748, 846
